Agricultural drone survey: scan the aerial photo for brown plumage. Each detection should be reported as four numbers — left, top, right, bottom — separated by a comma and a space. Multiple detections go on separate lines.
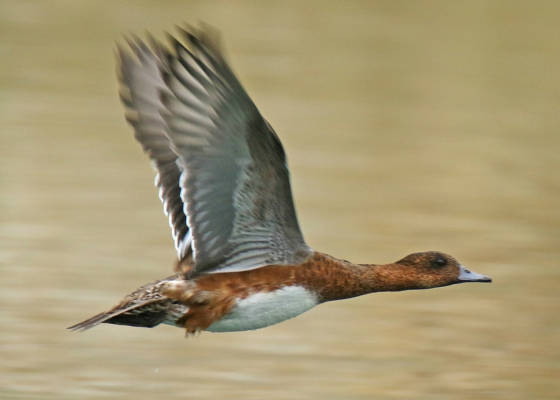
69, 251, 489, 334
69, 25, 491, 337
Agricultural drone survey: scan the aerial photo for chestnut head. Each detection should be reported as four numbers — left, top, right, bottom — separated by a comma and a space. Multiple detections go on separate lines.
395, 251, 492, 289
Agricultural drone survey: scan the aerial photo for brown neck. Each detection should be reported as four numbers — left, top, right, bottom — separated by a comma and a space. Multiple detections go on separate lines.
307, 253, 426, 302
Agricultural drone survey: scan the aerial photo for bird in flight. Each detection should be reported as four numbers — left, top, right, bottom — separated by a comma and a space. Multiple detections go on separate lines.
69, 25, 491, 336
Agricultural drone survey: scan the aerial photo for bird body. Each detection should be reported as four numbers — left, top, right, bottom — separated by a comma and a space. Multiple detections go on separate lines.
69, 25, 491, 337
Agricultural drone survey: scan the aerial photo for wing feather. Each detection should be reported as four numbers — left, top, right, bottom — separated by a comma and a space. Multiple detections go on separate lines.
117, 26, 311, 276
161, 27, 311, 274
117, 39, 192, 261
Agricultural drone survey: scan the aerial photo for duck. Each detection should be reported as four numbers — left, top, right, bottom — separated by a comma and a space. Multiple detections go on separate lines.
69, 25, 491, 336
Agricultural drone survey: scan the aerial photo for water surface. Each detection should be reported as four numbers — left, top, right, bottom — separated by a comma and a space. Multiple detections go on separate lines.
1, 1, 559, 399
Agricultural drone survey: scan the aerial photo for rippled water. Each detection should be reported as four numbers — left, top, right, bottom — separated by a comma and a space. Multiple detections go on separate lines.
2, 1, 559, 399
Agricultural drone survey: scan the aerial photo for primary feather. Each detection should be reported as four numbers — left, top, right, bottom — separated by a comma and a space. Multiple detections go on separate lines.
117, 26, 311, 277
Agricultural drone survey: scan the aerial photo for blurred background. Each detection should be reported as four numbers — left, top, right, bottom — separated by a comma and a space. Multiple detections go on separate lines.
1, 1, 559, 399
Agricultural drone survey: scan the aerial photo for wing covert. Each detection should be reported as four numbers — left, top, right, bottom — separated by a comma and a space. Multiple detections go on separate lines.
118, 26, 311, 276
160, 27, 311, 275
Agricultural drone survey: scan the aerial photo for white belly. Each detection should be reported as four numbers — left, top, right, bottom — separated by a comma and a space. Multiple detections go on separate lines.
206, 285, 319, 332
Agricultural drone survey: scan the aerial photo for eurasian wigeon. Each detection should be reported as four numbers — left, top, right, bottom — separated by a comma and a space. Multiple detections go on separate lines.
69, 26, 491, 335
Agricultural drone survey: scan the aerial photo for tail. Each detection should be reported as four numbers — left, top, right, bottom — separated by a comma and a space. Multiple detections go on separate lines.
67, 299, 168, 331
67, 310, 116, 331
68, 276, 177, 331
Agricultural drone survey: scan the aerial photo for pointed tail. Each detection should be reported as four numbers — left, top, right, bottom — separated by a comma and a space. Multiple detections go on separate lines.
67, 297, 170, 331
68, 276, 180, 331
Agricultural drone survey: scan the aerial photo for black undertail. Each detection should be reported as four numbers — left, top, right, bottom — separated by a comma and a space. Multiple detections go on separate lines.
103, 310, 167, 328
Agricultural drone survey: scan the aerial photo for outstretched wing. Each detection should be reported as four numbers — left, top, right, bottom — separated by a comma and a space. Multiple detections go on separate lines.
118, 39, 192, 261
161, 26, 311, 275
118, 26, 311, 276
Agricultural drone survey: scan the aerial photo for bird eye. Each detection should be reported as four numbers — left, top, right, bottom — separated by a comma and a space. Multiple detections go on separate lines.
433, 258, 447, 267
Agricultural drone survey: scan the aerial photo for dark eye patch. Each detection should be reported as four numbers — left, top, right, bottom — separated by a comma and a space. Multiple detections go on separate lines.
432, 258, 447, 268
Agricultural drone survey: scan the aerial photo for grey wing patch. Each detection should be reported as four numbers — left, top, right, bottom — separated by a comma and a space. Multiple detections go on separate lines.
117, 38, 192, 261
158, 26, 311, 274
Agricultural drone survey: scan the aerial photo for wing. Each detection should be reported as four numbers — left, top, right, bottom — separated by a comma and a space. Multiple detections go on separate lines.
157, 26, 311, 275
117, 38, 192, 261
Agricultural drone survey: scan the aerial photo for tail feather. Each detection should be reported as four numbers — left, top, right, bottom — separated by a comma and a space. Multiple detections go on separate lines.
67, 298, 167, 331
68, 276, 182, 331
67, 310, 119, 331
